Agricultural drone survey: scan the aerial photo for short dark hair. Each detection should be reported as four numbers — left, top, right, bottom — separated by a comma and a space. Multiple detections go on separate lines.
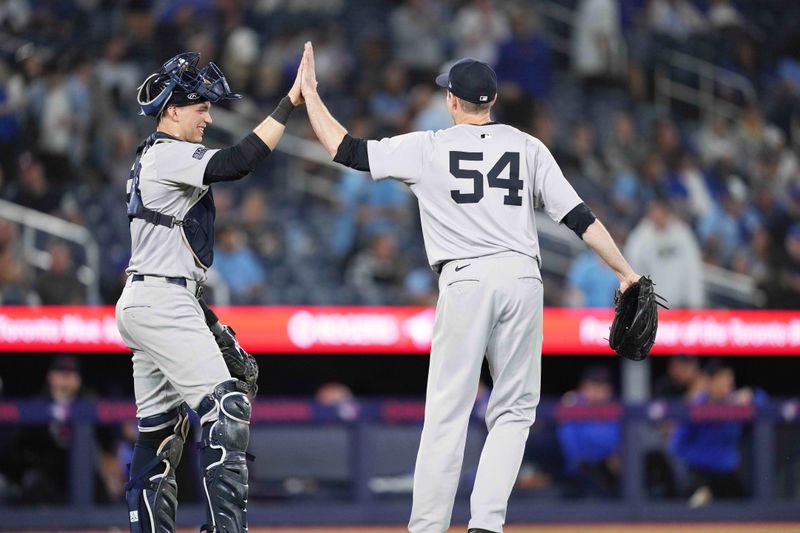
458, 96, 492, 114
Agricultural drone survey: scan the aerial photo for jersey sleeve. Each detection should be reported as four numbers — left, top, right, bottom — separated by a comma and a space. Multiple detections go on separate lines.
152, 141, 220, 188
530, 138, 582, 223
366, 131, 428, 185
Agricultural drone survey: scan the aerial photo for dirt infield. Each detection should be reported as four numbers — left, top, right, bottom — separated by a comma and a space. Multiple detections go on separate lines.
12, 526, 800, 533
251, 525, 800, 533
256, 526, 800, 533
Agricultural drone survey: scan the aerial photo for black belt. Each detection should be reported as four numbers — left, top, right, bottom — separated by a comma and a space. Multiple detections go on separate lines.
131, 274, 187, 287
434, 260, 452, 274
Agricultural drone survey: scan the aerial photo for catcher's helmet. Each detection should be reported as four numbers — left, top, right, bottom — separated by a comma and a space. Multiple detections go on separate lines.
137, 52, 241, 117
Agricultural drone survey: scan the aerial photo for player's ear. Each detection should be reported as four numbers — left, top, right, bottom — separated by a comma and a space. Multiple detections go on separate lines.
447, 91, 458, 111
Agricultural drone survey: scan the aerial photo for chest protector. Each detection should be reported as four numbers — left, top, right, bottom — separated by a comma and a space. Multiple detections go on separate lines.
126, 132, 216, 269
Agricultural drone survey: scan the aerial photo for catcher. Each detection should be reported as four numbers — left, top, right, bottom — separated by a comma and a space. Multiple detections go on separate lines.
116, 50, 302, 533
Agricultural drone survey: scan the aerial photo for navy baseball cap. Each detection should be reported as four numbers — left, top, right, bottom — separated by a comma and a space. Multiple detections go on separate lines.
435, 58, 497, 104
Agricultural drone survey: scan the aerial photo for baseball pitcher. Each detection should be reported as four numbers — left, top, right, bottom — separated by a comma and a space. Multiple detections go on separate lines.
298, 42, 642, 533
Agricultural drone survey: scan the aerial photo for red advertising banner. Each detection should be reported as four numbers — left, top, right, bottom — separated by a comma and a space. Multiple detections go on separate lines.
0, 306, 799, 355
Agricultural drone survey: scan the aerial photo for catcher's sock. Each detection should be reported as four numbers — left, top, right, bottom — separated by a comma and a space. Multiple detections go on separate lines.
129, 426, 174, 477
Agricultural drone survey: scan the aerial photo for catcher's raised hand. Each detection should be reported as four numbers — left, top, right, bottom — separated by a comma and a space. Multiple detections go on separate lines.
301, 41, 318, 96
288, 51, 304, 106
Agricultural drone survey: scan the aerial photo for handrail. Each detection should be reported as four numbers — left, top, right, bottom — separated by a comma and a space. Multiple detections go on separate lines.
531, 2, 574, 56
655, 47, 758, 121
0, 198, 100, 304
664, 48, 758, 103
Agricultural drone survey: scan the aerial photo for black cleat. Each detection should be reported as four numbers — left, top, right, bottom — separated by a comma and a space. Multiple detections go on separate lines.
468, 530, 499, 533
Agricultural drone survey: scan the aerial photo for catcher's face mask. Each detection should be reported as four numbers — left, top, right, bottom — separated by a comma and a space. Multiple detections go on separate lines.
137, 52, 241, 117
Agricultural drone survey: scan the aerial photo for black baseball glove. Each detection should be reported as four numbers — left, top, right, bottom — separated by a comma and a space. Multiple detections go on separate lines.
608, 276, 668, 361
199, 299, 259, 395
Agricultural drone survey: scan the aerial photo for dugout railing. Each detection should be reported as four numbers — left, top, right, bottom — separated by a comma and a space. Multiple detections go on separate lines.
0, 398, 799, 529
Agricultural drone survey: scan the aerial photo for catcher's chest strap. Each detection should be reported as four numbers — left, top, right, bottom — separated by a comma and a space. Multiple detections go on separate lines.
136, 206, 183, 229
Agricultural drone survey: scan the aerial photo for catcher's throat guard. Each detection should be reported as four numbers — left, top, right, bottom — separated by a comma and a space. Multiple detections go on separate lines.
608, 276, 668, 361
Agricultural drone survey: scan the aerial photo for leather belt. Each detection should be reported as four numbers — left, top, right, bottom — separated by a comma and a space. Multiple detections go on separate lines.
130, 274, 202, 297
132, 274, 186, 287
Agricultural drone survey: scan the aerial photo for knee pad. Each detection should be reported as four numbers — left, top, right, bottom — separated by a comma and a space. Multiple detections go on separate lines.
198, 379, 251, 533
126, 405, 190, 533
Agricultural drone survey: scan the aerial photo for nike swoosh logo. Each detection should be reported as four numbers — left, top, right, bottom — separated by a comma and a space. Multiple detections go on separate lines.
455, 264, 471, 272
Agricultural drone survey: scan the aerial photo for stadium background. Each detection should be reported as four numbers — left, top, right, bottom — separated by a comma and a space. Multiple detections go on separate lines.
1, 0, 800, 531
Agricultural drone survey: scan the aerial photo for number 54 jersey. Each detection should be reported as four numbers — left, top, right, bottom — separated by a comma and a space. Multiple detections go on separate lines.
366, 123, 583, 271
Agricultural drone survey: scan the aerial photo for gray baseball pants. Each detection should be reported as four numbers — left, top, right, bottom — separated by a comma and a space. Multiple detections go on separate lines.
408, 251, 543, 533
116, 275, 230, 426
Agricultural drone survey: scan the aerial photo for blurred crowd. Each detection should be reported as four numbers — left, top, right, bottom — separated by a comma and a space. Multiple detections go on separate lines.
0, 0, 800, 308
0, 353, 788, 506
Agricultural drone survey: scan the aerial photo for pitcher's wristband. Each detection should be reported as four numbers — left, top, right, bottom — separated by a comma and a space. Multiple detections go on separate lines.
270, 95, 295, 125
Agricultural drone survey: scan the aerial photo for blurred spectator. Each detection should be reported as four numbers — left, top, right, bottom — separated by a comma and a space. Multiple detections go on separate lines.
736, 105, 783, 172
670, 363, 764, 504
529, 106, 559, 151
315, 382, 359, 422
0, 60, 22, 185
403, 267, 437, 306
603, 111, 646, 177
625, 199, 704, 308
645, 0, 707, 42
652, 119, 683, 171
557, 366, 621, 498
768, 58, 800, 144
370, 64, 410, 130
565, 249, 620, 308
0, 356, 106, 504
35, 240, 85, 305
696, 179, 747, 266
307, 25, 353, 95
764, 222, 800, 309
695, 113, 737, 168
612, 154, 669, 220
331, 115, 411, 264
346, 231, 407, 305
731, 226, 770, 283
30, 61, 76, 185
707, 0, 745, 32
94, 37, 141, 114
670, 153, 715, 221
494, 6, 552, 127
571, 0, 625, 88
6, 152, 61, 213
450, 0, 510, 65
561, 120, 607, 197
0, 219, 38, 305
653, 354, 705, 399
220, 23, 260, 94
388, 0, 446, 84
411, 84, 452, 132
213, 224, 266, 304
238, 190, 285, 264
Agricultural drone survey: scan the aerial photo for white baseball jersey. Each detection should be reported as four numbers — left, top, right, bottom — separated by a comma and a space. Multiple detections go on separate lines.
366, 123, 582, 269
126, 139, 219, 282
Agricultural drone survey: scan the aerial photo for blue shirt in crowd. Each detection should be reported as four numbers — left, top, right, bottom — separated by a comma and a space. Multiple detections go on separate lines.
567, 252, 620, 308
